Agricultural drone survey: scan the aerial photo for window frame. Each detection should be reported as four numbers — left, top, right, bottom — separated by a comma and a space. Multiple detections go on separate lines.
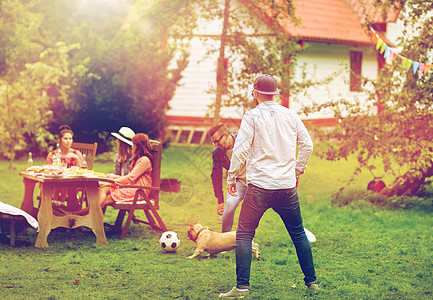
350, 51, 363, 92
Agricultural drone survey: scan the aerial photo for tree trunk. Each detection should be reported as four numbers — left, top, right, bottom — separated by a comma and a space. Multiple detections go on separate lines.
214, 0, 230, 125
380, 158, 433, 196
9, 157, 14, 169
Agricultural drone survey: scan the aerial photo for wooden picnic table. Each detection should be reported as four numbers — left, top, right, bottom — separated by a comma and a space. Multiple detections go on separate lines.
20, 172, 113, 248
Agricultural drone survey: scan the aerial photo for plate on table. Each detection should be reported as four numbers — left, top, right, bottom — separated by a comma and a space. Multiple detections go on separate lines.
84, 174, 100, 178
42, 173, 65, 177
62, 174, 88, 178
62, 174, 82, 178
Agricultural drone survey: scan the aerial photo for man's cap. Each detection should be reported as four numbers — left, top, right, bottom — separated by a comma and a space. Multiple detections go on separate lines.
111, 127, 135, 146
253, 74, 280, 95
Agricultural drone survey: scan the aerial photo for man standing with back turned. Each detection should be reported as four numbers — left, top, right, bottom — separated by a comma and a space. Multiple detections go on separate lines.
219, 74, 318, 298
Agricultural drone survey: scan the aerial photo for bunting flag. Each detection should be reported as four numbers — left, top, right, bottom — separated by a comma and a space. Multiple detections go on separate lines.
406, 59, 413, 72
380, 42, 386, 54
384, 46, 390, 58
370, 27, 432, 77
413, 61, 419, 74
419, 63, 425, 74
376, 39, 383, 50
386, 50, 396, 64
401, 57, 407, 68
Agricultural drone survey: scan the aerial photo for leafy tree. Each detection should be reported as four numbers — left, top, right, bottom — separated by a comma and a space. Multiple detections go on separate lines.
0, 0, 90, 167
115, 1, 191, 138
1, 0, 196, 156
38, 0, 193, 151
306, 0, 433, 198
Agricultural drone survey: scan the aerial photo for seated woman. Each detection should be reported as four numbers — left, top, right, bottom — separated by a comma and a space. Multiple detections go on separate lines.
47, 125, 83, 168
74, 133, 153, 215
111, 127, 135, 176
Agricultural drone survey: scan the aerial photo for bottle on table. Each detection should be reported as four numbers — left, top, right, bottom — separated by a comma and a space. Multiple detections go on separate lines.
27, 152, 33, 168
82, 154, 87, 170
52, 143, 61, 166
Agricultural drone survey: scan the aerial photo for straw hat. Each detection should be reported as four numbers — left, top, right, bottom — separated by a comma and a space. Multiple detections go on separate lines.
111, 127, 135, 146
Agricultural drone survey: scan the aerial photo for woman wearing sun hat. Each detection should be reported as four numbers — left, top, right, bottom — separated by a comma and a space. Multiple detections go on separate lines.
111, 127, 135, 176
72, 133, 153, 216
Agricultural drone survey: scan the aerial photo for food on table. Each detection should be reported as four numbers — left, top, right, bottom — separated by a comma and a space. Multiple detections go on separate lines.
26, 165, 64, 175
92, 172, 105, 176
25, 165, 105, 177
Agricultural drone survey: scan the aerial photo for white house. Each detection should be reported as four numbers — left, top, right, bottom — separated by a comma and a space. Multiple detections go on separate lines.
164, 0, 403, 144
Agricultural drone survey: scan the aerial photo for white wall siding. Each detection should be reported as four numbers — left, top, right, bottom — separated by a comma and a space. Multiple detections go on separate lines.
168, 39, 380, 120
167, 37, 218, 117
292, 42, 378, 119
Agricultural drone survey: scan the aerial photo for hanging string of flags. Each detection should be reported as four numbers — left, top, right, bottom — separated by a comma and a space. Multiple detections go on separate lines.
369, 27, 433, 76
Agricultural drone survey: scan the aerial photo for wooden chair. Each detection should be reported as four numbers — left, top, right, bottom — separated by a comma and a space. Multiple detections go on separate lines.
52, 142, 97, 210
0, 213, 27, 246
71, 141, 98, 170
33, 142, 97, 217
106, 141, 167, 239
1, 201, 39, 246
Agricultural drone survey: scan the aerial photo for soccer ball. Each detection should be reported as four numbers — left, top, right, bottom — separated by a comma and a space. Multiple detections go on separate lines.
159, 231, 180, 252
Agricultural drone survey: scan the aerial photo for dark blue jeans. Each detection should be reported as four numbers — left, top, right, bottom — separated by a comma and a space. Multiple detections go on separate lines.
236, 184, 316, 288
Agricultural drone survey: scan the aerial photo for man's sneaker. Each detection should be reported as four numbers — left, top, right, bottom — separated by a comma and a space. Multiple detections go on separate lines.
219, 286, 249, 298
306, 281, 320, 292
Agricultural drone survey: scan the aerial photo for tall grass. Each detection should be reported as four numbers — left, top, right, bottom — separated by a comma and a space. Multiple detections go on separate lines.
0, 145, 432, 299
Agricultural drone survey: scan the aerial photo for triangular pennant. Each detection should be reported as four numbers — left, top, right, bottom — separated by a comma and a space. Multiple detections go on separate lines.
412, 61, 419, 74
386, 51, 395, 64
384, 46, 390, 58
380, 42, 386, 54
389, 50, 396, 62
424, 64, 433, 75
376, 38, 383, 50
401, 57, 407, 68
419, 63, 425, 75
386, 52, 392, 64
406, 59, 413, 72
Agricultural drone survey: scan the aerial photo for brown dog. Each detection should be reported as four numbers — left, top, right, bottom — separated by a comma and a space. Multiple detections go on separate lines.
187, 220, 260, 260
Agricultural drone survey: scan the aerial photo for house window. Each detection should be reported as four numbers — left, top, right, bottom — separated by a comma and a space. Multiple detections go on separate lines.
350, 51, 363, 91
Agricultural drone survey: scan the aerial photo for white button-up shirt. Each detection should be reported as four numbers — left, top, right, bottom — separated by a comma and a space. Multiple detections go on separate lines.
227, 101, 313, 189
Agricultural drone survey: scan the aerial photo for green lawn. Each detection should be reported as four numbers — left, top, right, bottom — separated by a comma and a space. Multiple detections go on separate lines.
0, 145, 432, 299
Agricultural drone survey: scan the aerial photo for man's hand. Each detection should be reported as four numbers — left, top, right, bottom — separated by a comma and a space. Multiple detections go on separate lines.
217, 203, 224, 216
227, 183, 238, 197
295, 169, 303, 189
